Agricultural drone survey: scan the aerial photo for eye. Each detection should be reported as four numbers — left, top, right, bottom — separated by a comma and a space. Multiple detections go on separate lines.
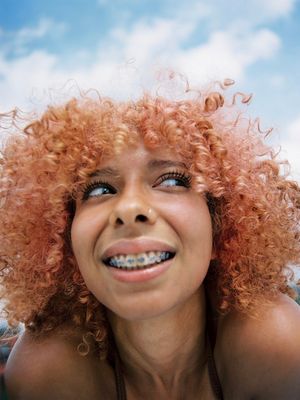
81, 181, 116, 201
155, 171, 192, 189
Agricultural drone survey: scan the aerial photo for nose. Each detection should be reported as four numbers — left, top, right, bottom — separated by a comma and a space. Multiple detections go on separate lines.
109, 190, 158, 228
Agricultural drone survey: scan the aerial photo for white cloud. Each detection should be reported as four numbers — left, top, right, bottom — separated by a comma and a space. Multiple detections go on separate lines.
0, 51, 61, 110
169, 0, 296, 34
110, 18, 194, 64
252, 0, 296, 18
281, 116, 300, 180
0, 15, 282, 111
86, 20, 281, 94
172, 28, 280, 84
15, 19, 55, 43
0, 7, 298, 178
0, 19, 66, 56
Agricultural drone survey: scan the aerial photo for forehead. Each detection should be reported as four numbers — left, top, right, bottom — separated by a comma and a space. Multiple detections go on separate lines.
96, 142, 189, 172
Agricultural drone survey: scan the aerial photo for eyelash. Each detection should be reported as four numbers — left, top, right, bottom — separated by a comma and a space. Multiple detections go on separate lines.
156, 171, 192, 188
81, 171, 192, 201
81, 181, 115, 201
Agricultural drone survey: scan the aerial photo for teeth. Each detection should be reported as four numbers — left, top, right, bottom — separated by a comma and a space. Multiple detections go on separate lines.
105, 251, 173, 270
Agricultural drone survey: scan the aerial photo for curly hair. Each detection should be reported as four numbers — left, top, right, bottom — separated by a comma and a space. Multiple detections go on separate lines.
1, 81, 299, 356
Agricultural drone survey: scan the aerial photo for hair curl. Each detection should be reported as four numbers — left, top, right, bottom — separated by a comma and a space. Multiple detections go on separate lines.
1, 82, 299, 356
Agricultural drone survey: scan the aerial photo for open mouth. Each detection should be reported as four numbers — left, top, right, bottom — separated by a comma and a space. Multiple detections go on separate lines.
103, 251, 176, 271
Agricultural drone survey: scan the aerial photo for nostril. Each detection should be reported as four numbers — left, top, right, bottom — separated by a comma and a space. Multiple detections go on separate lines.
115, 217, 124, 226
136, 214, 148, 223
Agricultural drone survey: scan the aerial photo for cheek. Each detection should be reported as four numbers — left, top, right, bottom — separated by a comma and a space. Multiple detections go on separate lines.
164, 196, 213, 248
70, 216, 94, 266
71, 208, 104, 251
70, 216, 101, 289
70, 215, 84, 254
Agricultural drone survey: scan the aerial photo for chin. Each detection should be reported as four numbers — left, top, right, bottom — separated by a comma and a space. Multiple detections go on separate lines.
107, 292, 194, 322
108, 303, 163, 321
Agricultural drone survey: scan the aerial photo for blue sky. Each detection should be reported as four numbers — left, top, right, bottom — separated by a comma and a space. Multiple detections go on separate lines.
0, 0, 299, 176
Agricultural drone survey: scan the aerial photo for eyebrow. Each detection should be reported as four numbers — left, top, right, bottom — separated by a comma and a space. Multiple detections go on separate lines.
147, 159, 188, 170
89, 159, 188, 178
89, 167, 120, 178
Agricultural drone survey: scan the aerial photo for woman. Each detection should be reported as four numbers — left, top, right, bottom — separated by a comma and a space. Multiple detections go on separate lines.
1, 79, 300, 399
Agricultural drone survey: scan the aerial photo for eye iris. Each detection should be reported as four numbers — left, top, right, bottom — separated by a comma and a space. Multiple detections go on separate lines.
161, 173, 191, 188
82, 182, 115, 201
164, 178, 183, 186
89, 186, 110, 196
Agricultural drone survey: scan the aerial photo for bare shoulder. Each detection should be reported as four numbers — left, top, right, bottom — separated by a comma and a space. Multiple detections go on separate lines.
5, 328, 115, 399
215, 294, 300, 399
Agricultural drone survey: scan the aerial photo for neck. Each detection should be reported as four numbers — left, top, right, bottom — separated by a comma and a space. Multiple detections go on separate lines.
108, 288, 208, 399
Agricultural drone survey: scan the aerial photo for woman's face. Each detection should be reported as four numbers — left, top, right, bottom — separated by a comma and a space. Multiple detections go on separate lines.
71, 142, 213, 320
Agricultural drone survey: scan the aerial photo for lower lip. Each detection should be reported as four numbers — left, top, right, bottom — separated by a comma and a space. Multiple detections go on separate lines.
107, 258, 173, 283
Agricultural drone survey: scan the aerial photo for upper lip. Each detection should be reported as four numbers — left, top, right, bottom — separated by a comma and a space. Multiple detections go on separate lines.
101, 238, 176, 260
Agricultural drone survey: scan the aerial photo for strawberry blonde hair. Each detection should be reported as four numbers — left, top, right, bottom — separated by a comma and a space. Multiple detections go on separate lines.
1, 80, 299, 354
